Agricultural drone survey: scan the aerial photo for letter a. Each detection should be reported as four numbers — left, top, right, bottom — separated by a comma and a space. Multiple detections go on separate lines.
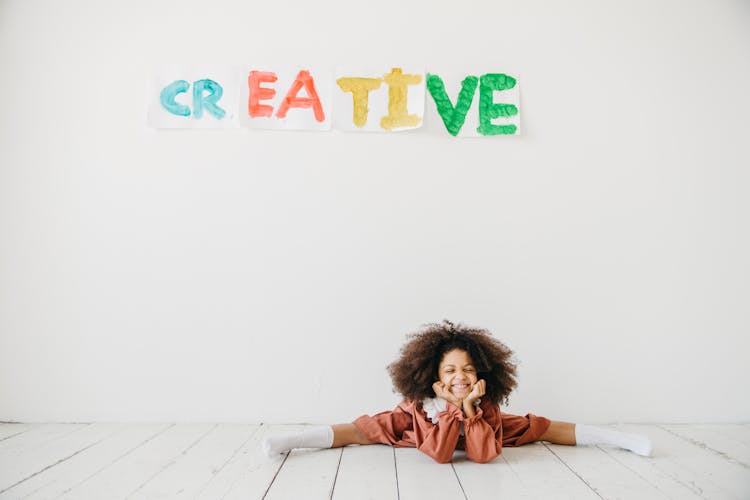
275, 70, 325, 122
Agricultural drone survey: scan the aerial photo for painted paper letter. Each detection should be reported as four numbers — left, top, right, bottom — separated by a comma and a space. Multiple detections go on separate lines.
276, 70, 326, 122
380, 68, 422, 131
336, 77, 382, 127
426, 74, 478, 136
477, 73, 518, 136
248, 71, 277, 118
192, 79, 226, 120
160, 80, 191, 117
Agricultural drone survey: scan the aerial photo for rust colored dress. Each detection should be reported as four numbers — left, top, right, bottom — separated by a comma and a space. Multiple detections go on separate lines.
353, 398, 550, 464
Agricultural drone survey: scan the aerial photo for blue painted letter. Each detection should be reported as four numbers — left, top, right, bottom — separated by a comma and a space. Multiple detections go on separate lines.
193, 79, 226, 119
160, 80, 191, 116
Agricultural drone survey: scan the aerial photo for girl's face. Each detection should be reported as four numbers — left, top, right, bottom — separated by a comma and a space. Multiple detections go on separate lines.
438, 349, 478, 399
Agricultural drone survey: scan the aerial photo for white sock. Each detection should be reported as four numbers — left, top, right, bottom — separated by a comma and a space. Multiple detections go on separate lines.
575, 424, 652, 456
262, 426, 334, 457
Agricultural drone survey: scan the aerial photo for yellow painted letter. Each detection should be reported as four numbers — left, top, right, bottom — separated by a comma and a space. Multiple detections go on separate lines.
380, 68, 422, 130
336, 77, 382, 127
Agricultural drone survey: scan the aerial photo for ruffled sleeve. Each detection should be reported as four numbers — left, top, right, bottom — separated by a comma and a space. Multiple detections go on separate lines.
353, 402, 414, 446
421, 397, 447, 424
462, 404, 503, 463
412, 400, 463, 463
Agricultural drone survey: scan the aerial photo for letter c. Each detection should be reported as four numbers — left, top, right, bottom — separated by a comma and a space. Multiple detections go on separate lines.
160, 80, 191, 116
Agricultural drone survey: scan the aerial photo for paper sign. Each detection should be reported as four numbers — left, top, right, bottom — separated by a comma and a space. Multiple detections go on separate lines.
424, 71, 520, 137
148, 66, 239, 129
147, 66, 520, 136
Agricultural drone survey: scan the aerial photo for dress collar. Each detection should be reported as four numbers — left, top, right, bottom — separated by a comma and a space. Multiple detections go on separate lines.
421, 397, 481, 424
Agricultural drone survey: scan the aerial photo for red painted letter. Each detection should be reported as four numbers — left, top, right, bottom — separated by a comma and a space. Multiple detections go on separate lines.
275, 70, 325, 122
248, 71, 278, 117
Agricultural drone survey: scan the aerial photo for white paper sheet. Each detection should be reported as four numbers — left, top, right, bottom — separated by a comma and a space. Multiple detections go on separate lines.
333, 66, 425, 132
147, 66, 239, 129
239, 66, 332, 131
424, 70, 520, 137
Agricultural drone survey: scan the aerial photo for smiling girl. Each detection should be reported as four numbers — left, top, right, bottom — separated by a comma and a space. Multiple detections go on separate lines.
263, 321, 652, 463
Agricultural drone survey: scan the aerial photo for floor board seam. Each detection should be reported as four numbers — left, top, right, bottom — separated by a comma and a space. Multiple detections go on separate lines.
327, 447, 344, 500
0, 431, 112, 495
501, 453, 525, 486
0, 426, 38, 443
656, 424, 750, 470
596, 446, 709, 500
449, 462, 469, 500
125, 423, 220, 498
393, 447, 400, 500
541, 442, 606, 500
22, 424, 92, 455
192, 424, 263, 499
56, 423, 175, 498
258, 450, 290, 500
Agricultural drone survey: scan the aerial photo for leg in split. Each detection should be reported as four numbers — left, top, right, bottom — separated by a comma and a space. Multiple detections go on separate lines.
538, 421, 576, 445
262, 423, 375, 457
537, 420, 652, 456
331, 423, 377, 447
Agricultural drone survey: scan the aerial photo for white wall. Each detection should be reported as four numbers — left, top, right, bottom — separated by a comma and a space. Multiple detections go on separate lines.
1, 0, 748, 424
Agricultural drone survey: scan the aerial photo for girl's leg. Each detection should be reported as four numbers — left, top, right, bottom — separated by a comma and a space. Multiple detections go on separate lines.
538, 421, 576, 445
537, 420, 652, 456
331, 423, 376, 447
262, 423, 374, 457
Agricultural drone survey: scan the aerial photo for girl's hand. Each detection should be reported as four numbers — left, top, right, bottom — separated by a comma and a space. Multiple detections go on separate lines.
465, 379, 486, 405
432, 381, 463, 408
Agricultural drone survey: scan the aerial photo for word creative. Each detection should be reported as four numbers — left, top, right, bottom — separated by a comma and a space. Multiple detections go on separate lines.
147, 66, 521, 137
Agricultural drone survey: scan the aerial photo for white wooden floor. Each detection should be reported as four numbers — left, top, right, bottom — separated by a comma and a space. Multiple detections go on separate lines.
0, 423, 749, 499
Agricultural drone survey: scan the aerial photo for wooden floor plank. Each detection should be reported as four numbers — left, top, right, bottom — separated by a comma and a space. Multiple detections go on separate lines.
56, 423, 214, 500
0, 424, 88, 491
0, 424, 87, 457
451, 449, 538, 500
3, 424, 169, 500
661, 424, 750, 468
199, 424, 303, 500
262, 446, 342, 500
1, 423, 747, 500
724, 423, 750, 445
619, 424, 750, 500
596, 444, 713, 500
0, 424, 38, 443
544, 441, 678, 500
394, 447, 465, 500
0, 423, 125, 497
331, 444, 398, 500
129, 424, 259, 499
492, 442, 601, 499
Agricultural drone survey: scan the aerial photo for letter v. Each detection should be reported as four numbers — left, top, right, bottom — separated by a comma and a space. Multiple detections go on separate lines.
426, 74, 479, 136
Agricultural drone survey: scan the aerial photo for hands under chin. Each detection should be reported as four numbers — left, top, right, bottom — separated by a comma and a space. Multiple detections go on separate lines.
432, 380, 486, 417
432, 381, 463, 408
466, 379, 486, 405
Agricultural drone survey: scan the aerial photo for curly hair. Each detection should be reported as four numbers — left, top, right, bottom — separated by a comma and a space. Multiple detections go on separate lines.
387, 320, 518, 405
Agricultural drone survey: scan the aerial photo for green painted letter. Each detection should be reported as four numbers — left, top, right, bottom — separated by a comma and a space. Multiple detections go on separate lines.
477, 73, 518, 136
426, 74, 478, 136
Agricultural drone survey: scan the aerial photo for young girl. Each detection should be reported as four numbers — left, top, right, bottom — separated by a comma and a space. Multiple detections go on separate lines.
263, 321, 652, 463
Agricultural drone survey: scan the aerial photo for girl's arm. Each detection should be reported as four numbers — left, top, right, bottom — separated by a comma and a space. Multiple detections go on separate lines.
463, 405, 503, 463
415, 403, 463, 463
460, 379, 485, 418
461, 380, 503, 463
